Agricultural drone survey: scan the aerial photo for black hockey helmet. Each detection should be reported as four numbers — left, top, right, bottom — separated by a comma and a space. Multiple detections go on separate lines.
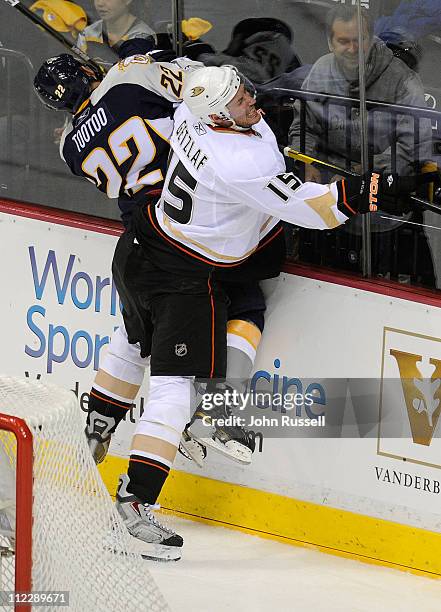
34, 54, 99, 113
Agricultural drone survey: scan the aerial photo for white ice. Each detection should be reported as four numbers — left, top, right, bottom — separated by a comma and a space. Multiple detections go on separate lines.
149, 517, 441, 612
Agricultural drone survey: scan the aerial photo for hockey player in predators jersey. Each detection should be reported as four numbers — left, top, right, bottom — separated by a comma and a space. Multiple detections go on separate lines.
34, 51, 201, 562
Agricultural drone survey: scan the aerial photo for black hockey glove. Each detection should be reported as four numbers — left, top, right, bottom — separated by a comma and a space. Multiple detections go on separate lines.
336, 170, 441, 217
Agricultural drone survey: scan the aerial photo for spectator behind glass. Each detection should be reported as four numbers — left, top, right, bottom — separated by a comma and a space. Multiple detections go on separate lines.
288, 5, 434, 280
375, 11, 441, 289
76, 0, 156, 55
196, 17, 301, 84
289, 5, 431, 183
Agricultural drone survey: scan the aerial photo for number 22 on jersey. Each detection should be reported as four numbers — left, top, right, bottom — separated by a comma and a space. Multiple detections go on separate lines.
81, 116, 163, 198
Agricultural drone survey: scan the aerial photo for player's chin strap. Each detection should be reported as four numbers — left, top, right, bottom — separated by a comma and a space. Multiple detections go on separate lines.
228, 120, 253, 132
212, 108, 265, 132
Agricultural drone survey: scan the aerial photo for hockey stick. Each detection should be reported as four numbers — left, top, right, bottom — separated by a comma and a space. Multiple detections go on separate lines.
283, 146, 359, 178
3, 0, 105, 74
283, 145, 441, 215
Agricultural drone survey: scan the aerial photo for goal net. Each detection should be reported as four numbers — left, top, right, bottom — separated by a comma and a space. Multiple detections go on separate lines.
0, 376, 168, 611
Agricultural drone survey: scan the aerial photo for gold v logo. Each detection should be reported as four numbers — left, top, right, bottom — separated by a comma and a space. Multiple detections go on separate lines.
389, 349, 441, 446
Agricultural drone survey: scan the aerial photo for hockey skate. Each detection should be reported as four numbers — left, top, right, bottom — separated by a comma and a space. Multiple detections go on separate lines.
85, 411, 116, 464
115, 474, 183, 562
186, 395, 256, 465
178, 428, 207, 467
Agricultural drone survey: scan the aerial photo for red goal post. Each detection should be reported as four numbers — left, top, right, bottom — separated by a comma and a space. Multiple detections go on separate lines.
0, 413, 32, 612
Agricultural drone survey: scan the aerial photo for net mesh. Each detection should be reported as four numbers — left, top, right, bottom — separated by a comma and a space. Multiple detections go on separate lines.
0, 376, 168, 611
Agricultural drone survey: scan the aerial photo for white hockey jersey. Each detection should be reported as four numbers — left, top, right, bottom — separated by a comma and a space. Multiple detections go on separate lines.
154, 102, 350, 265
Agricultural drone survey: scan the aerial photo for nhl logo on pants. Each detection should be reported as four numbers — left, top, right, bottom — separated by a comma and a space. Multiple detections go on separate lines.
175, 343, 188, 357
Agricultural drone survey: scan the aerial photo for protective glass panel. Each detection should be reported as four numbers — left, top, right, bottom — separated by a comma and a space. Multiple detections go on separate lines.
293, 2, 381, 280
367, 0, 441, 290
180, 0, 365, 273
0, 0, 172, 219
2, 0, 441, 291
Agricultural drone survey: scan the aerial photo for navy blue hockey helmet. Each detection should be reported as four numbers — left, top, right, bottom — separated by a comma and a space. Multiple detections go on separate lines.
34, 54, 98, 113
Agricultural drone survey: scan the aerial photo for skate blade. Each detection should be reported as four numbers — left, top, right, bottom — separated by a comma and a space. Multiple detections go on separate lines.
140, 549, 181, 562
196, 437, 252, 465
179, 436, 206, 468
127, 532, 182, 562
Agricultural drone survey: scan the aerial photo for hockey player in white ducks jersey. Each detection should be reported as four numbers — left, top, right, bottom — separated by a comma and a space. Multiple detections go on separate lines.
113, 63, 413, 548
34, 49, 206, 563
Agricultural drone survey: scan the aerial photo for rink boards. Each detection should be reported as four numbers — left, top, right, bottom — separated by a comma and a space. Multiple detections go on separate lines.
1, 200, 441, 577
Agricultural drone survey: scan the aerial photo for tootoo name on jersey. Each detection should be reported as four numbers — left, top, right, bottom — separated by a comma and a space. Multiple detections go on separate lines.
69, 106, 109, 153
59, 56, 189, 222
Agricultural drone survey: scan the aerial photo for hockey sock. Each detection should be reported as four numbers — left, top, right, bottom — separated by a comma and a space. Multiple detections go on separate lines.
191, 319, 261, 421
87, 387, 132, 435
126, 376, 192, 502
127, 453, 171, 504
226, 319, 262, 388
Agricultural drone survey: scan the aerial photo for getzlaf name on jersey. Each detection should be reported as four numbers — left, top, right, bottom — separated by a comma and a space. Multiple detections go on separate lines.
133, 101, 350, 282
60, 55, 187, 227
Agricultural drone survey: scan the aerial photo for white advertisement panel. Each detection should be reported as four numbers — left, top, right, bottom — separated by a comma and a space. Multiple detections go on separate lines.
1, 210, 441, 532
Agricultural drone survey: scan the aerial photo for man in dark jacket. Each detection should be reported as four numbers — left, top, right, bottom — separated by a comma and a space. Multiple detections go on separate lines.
289, 5, 431, 181
288, 5, 434, 280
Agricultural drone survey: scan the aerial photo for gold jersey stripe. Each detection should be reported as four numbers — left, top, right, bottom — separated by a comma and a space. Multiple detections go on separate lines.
260, 216, 275, 233
305, 190, 341, 229
163, 215, 258, 262
75, 98, 90, 115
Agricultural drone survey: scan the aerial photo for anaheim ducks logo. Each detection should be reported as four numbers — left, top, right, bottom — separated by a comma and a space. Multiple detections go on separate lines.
190, 86, 205, 97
